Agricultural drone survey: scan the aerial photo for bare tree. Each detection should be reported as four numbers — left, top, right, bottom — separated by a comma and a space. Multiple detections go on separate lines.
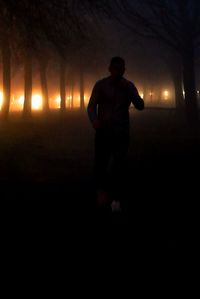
0, 2, 14, 119
13, 0, 55, 116
0, 0, 108, 117
0, 1, 49, 117
46, 0, 107, 111
89, 0, 200, 124
38, 0, 90, 112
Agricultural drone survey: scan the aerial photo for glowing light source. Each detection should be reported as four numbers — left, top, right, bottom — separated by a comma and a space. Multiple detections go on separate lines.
0, 91, 3, 109
55, 96, 61, 109
66, 95, 72, 108
67, 95, 72, 101
140, 92, 144, 99
18, 95, 24, 105
84, 94, 89, 106
32, 94, 42, 110
163, 90, 169, 100
72, 94, 81, 108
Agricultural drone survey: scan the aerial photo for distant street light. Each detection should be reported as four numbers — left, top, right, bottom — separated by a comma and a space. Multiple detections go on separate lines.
163, 90, 169, 100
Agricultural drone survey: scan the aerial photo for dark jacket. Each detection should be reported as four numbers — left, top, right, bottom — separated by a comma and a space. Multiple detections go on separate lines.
87, 76, 144, 130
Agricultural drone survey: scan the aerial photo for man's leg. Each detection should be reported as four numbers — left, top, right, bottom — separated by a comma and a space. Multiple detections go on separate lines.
94, 130, 111, 206
110, 132, 129, 208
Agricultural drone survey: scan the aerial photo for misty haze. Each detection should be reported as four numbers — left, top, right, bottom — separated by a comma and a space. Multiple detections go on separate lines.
1, 1, 200, 260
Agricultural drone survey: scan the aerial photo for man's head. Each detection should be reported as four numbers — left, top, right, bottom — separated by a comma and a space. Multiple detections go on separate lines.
109, 56, 125, 79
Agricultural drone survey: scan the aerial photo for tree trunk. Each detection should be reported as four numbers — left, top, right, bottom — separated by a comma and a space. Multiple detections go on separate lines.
182, 45, 198, 125
1, 36, 11, 119
59, 57, 66, 111
80, 67, 84, 110
158, 89, 162, 105
171, 64, 185, 109
172, 73, 184, 109
39, 59, 49, 112
23, 49, 32, 117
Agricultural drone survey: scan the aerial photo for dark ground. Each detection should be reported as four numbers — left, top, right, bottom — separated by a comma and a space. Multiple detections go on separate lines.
1, 109, 199, 265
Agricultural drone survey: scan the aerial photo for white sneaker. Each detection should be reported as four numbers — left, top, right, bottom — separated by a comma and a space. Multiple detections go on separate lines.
111, 200, 121, 213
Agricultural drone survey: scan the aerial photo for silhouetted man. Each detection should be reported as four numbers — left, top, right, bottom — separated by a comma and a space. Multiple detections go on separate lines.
87, 57, 144, 211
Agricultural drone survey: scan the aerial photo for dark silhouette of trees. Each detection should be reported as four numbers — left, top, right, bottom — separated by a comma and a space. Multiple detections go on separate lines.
0, 0, 92, 116
0, 1, 49, 117
0, 2, 14, 119
54, 1, 107, 111
37, 0, 92, 112
89, 0, 200, 124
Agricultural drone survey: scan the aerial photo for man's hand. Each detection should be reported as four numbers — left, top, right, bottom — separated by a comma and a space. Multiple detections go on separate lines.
92, 119, 102, 130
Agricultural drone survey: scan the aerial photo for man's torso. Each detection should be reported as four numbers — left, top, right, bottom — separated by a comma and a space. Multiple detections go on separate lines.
96, 76, 133, 129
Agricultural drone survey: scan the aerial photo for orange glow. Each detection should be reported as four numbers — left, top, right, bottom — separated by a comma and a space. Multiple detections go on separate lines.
67, 95, 72, 101
51, 94, 82, 109
84, 94, 89, 106
139, 92, 144, 99
73, 94, 81, 108
0, 92, 3, 109
32, 94, 43, 110
0, 89, 91, 112
18, 95, 24, 105
9, 95, 22, 111
163, 90, 169, 100
11, 94, 43, 110
66, 95, 72, 108
55, 96, 61, 109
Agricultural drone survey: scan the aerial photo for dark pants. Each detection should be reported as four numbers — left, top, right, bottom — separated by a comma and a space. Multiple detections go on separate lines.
94, 128, 129, 201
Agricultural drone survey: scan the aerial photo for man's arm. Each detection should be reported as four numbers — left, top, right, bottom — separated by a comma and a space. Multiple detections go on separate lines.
87, 82, 102, 129
128, 82, 144, 110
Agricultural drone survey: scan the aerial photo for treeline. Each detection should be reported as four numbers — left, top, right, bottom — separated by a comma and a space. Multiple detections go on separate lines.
0, 0, 99, 118
90, 0, 200, 126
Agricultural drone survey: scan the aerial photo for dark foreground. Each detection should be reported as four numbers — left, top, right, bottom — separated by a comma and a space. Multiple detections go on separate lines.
1, 109, 200, 265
